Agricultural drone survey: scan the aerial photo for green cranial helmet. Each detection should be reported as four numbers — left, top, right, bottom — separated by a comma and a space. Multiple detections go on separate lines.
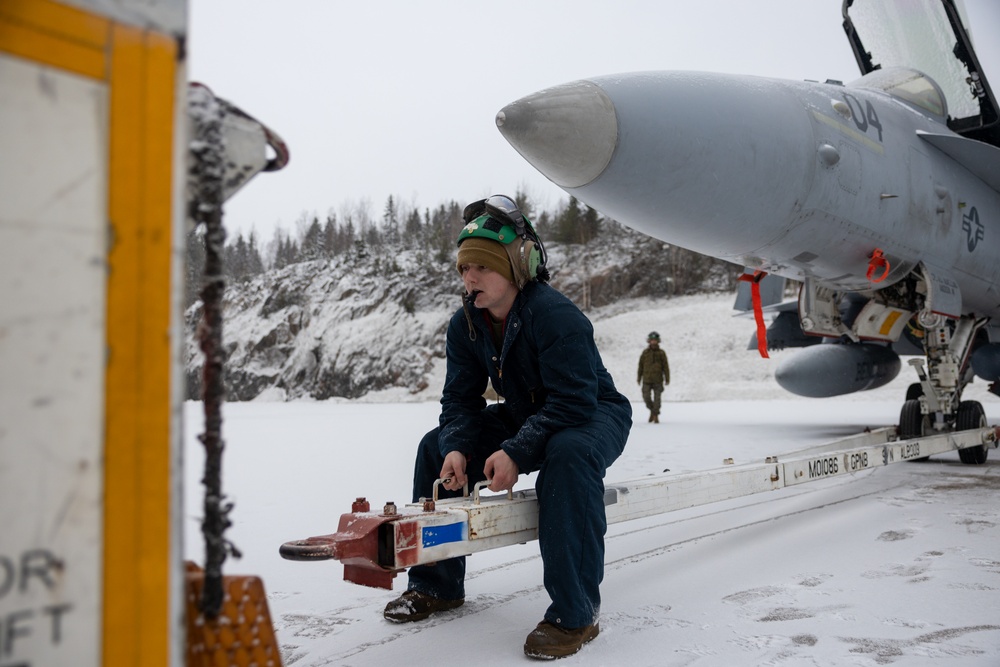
457, 194, 549, 288
458, 214, 541, 289
457, 214, 520, 246
648, 331, 661, 341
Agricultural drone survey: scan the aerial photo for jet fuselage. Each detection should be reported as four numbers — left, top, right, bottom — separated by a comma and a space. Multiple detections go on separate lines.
498, 69, 1000, 319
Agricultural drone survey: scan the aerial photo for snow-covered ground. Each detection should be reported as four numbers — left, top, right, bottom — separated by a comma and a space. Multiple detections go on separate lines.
183, 295, 1000, 665
322, 292, 999, 407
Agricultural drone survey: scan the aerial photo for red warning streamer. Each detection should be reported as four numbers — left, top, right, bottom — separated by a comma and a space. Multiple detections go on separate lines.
867, 248, 890, 283
738, 270, 770, 359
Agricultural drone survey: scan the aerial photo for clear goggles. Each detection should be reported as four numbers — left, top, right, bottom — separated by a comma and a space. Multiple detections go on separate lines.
463, 194, 525, 234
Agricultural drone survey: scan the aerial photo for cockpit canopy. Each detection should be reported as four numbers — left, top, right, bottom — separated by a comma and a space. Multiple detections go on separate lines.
843, 0, 999, 147
850, 67, 947, 119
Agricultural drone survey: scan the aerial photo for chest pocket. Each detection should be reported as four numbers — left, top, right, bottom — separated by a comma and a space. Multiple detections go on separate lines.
511, 342, 546, 404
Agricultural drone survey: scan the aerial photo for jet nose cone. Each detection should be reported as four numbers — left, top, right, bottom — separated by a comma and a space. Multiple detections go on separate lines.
496, 80, 617, 188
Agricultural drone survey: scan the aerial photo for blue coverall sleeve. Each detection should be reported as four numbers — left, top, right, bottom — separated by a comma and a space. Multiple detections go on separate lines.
437, 312, 488, 458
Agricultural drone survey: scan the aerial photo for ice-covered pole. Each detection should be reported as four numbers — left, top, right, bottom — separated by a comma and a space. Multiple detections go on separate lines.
187, 83, 240, 618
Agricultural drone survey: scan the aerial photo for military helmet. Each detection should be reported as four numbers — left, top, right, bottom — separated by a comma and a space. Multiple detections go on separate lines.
457, 194, 549, 289
647, 331, 661, 341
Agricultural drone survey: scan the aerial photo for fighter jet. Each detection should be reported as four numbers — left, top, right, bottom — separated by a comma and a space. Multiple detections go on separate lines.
496, 0, 999, 463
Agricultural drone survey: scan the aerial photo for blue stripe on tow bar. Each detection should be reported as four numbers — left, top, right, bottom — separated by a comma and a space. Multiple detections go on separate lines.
422, 522, 464, 547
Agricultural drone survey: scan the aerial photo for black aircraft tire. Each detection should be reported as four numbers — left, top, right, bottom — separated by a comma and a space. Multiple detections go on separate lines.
899, 399, 931, 461
905, 383, 923, 401
956, 400, 989, 465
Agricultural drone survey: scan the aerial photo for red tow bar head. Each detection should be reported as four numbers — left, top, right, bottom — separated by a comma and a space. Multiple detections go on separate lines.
278, 498, 401, 590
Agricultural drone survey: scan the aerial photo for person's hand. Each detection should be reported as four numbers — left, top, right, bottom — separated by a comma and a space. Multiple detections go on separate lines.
484, 450, 519, 492
439, 451, 468, 492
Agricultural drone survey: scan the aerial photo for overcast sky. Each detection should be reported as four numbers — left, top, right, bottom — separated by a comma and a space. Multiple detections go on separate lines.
187, 1, 998, 243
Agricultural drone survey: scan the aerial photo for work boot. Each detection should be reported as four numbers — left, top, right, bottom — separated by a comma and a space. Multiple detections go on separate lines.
523, 620, 600, 659
648, 411, 654, 423
653, 413, 659, 423
383, 589, 464, 623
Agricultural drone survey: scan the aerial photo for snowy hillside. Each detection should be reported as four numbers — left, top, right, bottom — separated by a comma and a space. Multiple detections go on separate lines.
183, 228, 737, 402
184, 250, 457, 401
185, 247, 998, 408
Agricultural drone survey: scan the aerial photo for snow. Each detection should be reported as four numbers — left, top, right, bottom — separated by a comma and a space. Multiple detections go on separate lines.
183, 295, 1000, 665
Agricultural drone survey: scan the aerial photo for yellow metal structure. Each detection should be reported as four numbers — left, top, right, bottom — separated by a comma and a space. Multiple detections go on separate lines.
1, 1, 186, 664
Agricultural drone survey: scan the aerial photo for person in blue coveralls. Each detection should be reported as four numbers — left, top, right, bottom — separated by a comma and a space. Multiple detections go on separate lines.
383, 195, 632, 660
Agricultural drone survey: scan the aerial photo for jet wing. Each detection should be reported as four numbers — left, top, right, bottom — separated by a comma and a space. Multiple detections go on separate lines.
917, 130, 1000, 192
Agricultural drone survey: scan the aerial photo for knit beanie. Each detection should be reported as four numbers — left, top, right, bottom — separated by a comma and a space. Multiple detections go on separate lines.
456, 237, 515, 284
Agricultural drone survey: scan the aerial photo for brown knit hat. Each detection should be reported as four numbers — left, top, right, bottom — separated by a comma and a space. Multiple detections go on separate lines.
456, 237, 515, 284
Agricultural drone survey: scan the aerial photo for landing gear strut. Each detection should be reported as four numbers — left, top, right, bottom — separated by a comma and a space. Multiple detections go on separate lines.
901, 313, 989, 464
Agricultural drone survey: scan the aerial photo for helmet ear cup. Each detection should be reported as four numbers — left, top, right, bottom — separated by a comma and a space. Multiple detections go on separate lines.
504, 238, 542, 289
522, 239, 541, 280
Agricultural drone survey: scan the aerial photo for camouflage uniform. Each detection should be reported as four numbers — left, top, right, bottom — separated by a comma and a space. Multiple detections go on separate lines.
637, 342, 670, 422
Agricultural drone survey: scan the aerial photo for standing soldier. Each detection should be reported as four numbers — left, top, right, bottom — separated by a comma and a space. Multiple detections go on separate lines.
637, 331, 670, 423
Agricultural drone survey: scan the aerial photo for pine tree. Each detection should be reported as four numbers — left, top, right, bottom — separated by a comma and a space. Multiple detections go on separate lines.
225, 231, 249, 282
382, 195, 399, 246
271, 230, 299, 269
580, 204, 601, 244
301, 215, 323, 260
429, 204, 451, 263
266, 227, 284, 269
322, 213, 337, 258
246, 231, 265, 275
284, 235, 300, 266
555, 196, 583, 243
534, 210, 553, 240
403, 208, 422, 249
513, 188, 537, 224
339, 216, 356, 256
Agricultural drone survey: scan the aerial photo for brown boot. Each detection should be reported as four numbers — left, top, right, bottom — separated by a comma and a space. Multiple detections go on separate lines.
383, 589, 464, 623
524, 620, 599, 659
653, 413, 659, 423
648, 411, 654, 423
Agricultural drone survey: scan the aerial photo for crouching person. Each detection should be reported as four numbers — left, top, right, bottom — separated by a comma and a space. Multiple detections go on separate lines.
383, 195, 632, 660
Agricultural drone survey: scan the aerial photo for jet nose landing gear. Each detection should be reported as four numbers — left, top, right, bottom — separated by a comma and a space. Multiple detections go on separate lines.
899, 314, 991, 464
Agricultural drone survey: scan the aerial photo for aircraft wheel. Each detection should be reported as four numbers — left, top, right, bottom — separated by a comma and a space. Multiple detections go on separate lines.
899, 399, 927, 437
899, 399, 931, 461
905, 383, 923, 401
956, 400, 989, 464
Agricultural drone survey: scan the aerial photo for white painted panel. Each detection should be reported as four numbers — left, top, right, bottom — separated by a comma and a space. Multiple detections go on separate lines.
59, 0, 186, 34
0, 56, 107, 667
